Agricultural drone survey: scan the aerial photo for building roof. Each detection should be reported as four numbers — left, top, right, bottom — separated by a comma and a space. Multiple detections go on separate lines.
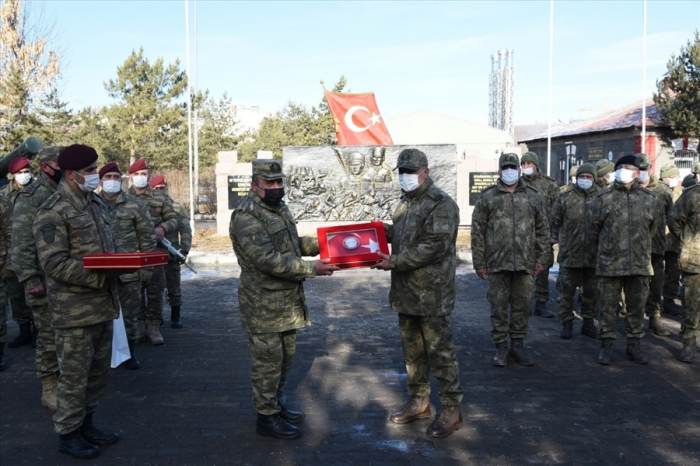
520, 99, 665, 142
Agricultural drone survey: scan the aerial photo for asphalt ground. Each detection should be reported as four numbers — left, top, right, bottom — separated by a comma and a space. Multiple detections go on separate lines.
1, 265, 699, 465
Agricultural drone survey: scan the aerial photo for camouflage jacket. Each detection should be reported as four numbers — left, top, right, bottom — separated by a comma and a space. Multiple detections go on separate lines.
229, 191, 319, 333
523, 172, 560, 216
595, 177, 611, 191
589, 180, 657, 277
33, 181, 119, 329
644, 175, 672, 256
0, 179, 29, 204
560, 182, 575, 194
0, 196, 13, 275
99, 190, 157, 282
11, 173, 57, 304
668, 184, 700, 274
166, 199, 193, 255
662, 182, 684, 253
471, 179, 549, 275
127, 186, 179, 247
384, 178, 459, 317
550, 184, 599, 268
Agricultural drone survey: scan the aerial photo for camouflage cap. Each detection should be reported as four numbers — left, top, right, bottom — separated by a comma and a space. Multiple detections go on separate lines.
499, 152, 520, 169
252, 159, 285, 180
395, 148, 428, 170
693, 162, 700, 174
576, 163, 597, 178
636, 153, 651, 170
595, 159, 614, 177
38, 146, 66, 163
659, 163, 679, 179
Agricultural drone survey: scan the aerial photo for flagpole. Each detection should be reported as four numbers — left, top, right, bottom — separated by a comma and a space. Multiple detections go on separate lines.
185, 0, 195, 232
547, 0, 554, 176
641, 0, 647, 154
193, 0, 200, 214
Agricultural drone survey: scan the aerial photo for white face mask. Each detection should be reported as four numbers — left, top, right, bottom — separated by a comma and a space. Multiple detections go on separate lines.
577, 178, 593, 190
501, 168, 520, 186
615, 168, 637, 184
77, 173, 100, 193
102, 179, 122, 194
14, 173, 32, 186
668, 176, 680, 188
132, 175, 149, 189
638, 170, 650, 183
398, 173, 421, 192
522, 167, 535, 176
604, 173, 615, 183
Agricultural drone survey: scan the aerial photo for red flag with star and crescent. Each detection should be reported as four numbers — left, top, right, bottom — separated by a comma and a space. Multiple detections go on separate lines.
324, 90, 394, 146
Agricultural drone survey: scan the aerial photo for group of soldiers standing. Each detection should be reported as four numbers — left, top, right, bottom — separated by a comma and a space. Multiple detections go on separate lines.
0, 145, 191, 459
472, 151, 700, 367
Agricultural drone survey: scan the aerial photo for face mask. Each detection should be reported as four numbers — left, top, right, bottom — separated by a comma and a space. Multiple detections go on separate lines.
76, 173, 100, 193
132, 175, 149, 188
398, 173, 421, 192
638, 170, 650, 183
522, 167, 535, 176
570, 177, 576, 184
102, 179, 122, 194
615, 168, 637, 184
668, 176, 680, 188
577, 179, 593, 190
604, 173, 615, 183
260, 187, 285, 206
501, 168, 520, 186
14, 173, 31, 186
45, 166, 62, 184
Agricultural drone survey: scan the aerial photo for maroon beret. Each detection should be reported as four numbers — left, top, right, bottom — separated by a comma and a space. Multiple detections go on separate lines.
57, 144, 99, 171
99, 162, 121, 179
149, 175, 166, 188
8, 157, 30, 174
128, 158, 148, 174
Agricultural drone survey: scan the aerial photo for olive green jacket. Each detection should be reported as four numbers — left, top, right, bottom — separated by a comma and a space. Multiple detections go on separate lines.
644, 175, 672, 256
127, 185, 179, 245
550, 184, 600, 269
0, 196, 13, 275
669, 184, 700, 274
166, 199, 193, 255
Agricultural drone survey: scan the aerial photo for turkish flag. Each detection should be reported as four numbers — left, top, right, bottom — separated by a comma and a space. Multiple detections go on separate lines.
324, 90, 394, 146
327, 230, 381, 258
318, 222, 390, 269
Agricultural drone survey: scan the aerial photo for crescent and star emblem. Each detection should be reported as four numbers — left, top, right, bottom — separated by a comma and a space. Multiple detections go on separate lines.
344, 106, 383, 133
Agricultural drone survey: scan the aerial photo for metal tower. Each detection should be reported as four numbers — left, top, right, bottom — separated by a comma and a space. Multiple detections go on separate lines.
488, 49, 515, 138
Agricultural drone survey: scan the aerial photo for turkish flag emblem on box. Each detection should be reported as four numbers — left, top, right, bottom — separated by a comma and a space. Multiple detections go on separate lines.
83, 252, 169, 270
318, 221, 390, 269
324, 90, 394, 146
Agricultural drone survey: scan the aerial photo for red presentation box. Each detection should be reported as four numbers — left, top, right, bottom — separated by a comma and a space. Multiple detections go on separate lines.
83, 252, 169, 270
317, 221, 390, 269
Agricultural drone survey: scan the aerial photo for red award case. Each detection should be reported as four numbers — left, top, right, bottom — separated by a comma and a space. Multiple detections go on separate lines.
317, 221, 390, 269
83, 252, 169, 270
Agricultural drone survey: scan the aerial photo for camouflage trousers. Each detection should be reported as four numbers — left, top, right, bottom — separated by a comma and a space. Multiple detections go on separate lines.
165, 261, 182, 308
680, 272, 700, 340
54, 321, 112, 435
558, 267, 597, 323
118, 280, 141, 342
398, 313, 463, 406
247, 330, 297, 415
534, 268, 551, 303
663, 251, 681, 300
140, 267, 165, 321
645, 253, 664, 318
0, 281, 7, 344
32, 303, 59, 381
598, 276, 649, 340
488, 271, 533, 343
7, 275, 32, 325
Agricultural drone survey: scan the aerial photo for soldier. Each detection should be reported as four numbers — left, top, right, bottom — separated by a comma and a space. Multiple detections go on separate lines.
127, 159, 178, 345
98, 162, 157, 370
589, 155, 657, 365
472, 153, 549, 367
559, 166, 578, 193
669, 175, 700, 362
520, 151, 558, 318
229, 159, 338, 440
1, 157, 34, 349
0, 196, 14, 371
682, 173, 697, 190
659, 163, 684, 316
371, 148, 464, 439
34, 145, 120, 459
150, 175, 192, 328
550, 164, 600, 339
595, 159, 615, 190
12, 146, 64, 410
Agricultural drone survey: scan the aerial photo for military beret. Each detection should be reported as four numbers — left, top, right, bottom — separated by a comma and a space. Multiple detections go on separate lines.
499, 152, 520, 169
636, 153, 651, 170
128, 158, 149, 174
8, 157, 30, 174
682, 174, 697, 189
659, 163, 680, 179
576, 163, 597, 178
693, 162, 700, 174
395, 148, 428, 170
595, 159, 614, 177
38, 146, 66, 163
98, 162, 121, 178
252, 159, 285, 180
150, 175, 167, 188
521, 152, 540, 167
615, 154, 639, 169
58, 144, 98, 171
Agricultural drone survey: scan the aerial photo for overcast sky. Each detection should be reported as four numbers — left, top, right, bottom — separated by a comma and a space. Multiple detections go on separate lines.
42, 1, 700, 126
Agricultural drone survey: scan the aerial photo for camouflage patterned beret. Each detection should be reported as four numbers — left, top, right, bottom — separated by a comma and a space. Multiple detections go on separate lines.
395, 148, 428, 170
499, 152, 520, 169
253, 159, 285, 180
38, 146, 66, 163
636, 153, 651, 170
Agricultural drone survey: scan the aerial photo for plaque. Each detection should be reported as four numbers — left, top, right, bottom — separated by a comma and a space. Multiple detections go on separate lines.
587, 147, 604, 160
317, 221, 390, 269
228, 175, 252, 210
83, 252, 169, 270
469, 172, 500, 206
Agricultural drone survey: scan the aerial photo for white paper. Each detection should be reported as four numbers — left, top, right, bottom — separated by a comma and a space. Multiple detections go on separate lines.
111, 306, 131, 368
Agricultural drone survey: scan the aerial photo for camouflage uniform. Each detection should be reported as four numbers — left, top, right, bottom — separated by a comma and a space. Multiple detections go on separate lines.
472, 179, 549, 343
164, 199, 192, 315
99, 190, 156, 341
0, 197, 14, 346
663, 182, 684, 303
384, 176, 463, 407
127, 185, 178, 323
643, 175, 672, 317
594, 159, 614, 191
229, 161, 319, 416
550, 182, 599, 323
589, 180, 657, 340
34, 180, 119, 435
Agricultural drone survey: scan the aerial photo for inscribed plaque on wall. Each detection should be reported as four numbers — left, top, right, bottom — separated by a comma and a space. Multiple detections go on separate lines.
469, 172, 500, 206
587, 147, 604, 160
228, 175, 252, 209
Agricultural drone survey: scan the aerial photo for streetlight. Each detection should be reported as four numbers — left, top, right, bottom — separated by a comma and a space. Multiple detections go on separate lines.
565, 141, 577, 184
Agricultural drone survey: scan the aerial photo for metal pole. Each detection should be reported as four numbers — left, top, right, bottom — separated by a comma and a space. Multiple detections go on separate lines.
193, 0, 200, 214
641, 0, 647, 154
547, 0, 554, 176
185, 1, 195, 232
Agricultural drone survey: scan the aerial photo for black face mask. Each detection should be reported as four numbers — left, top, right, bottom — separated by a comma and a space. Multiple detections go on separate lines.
45, 166, 62, 184
260, 187, 285, 206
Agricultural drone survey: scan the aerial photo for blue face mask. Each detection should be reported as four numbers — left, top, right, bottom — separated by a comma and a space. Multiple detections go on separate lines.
577, 178, 593, 190
501, 168, 520, 186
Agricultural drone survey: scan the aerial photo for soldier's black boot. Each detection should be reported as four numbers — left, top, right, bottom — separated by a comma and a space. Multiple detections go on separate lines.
597, 339, 613, 365
58, 429, 100, 459
663, 298, 683, 317
120, 340, 140, 370
581, 318, 598, 339
533, 301, 554, 318
279, 404, 305, 425
648, 316, 670, 337
80, 413, 119, 446
0, 343, 6, 372
625, 338, 649, 365
680, 337, 696, 363
509, 339, 534, 366
560, 320, 573, 340
170, 306, 182, 329
7, 322, 32, 348
256, 413, 301, 439
390, 396, 431, 424
492, 342, 508, 367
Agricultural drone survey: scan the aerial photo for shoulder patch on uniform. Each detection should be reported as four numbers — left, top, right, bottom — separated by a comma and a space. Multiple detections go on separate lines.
40, 224, 55, 244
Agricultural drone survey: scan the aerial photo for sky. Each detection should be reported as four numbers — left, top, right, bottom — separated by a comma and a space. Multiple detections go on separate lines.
38, 0, 700, 127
